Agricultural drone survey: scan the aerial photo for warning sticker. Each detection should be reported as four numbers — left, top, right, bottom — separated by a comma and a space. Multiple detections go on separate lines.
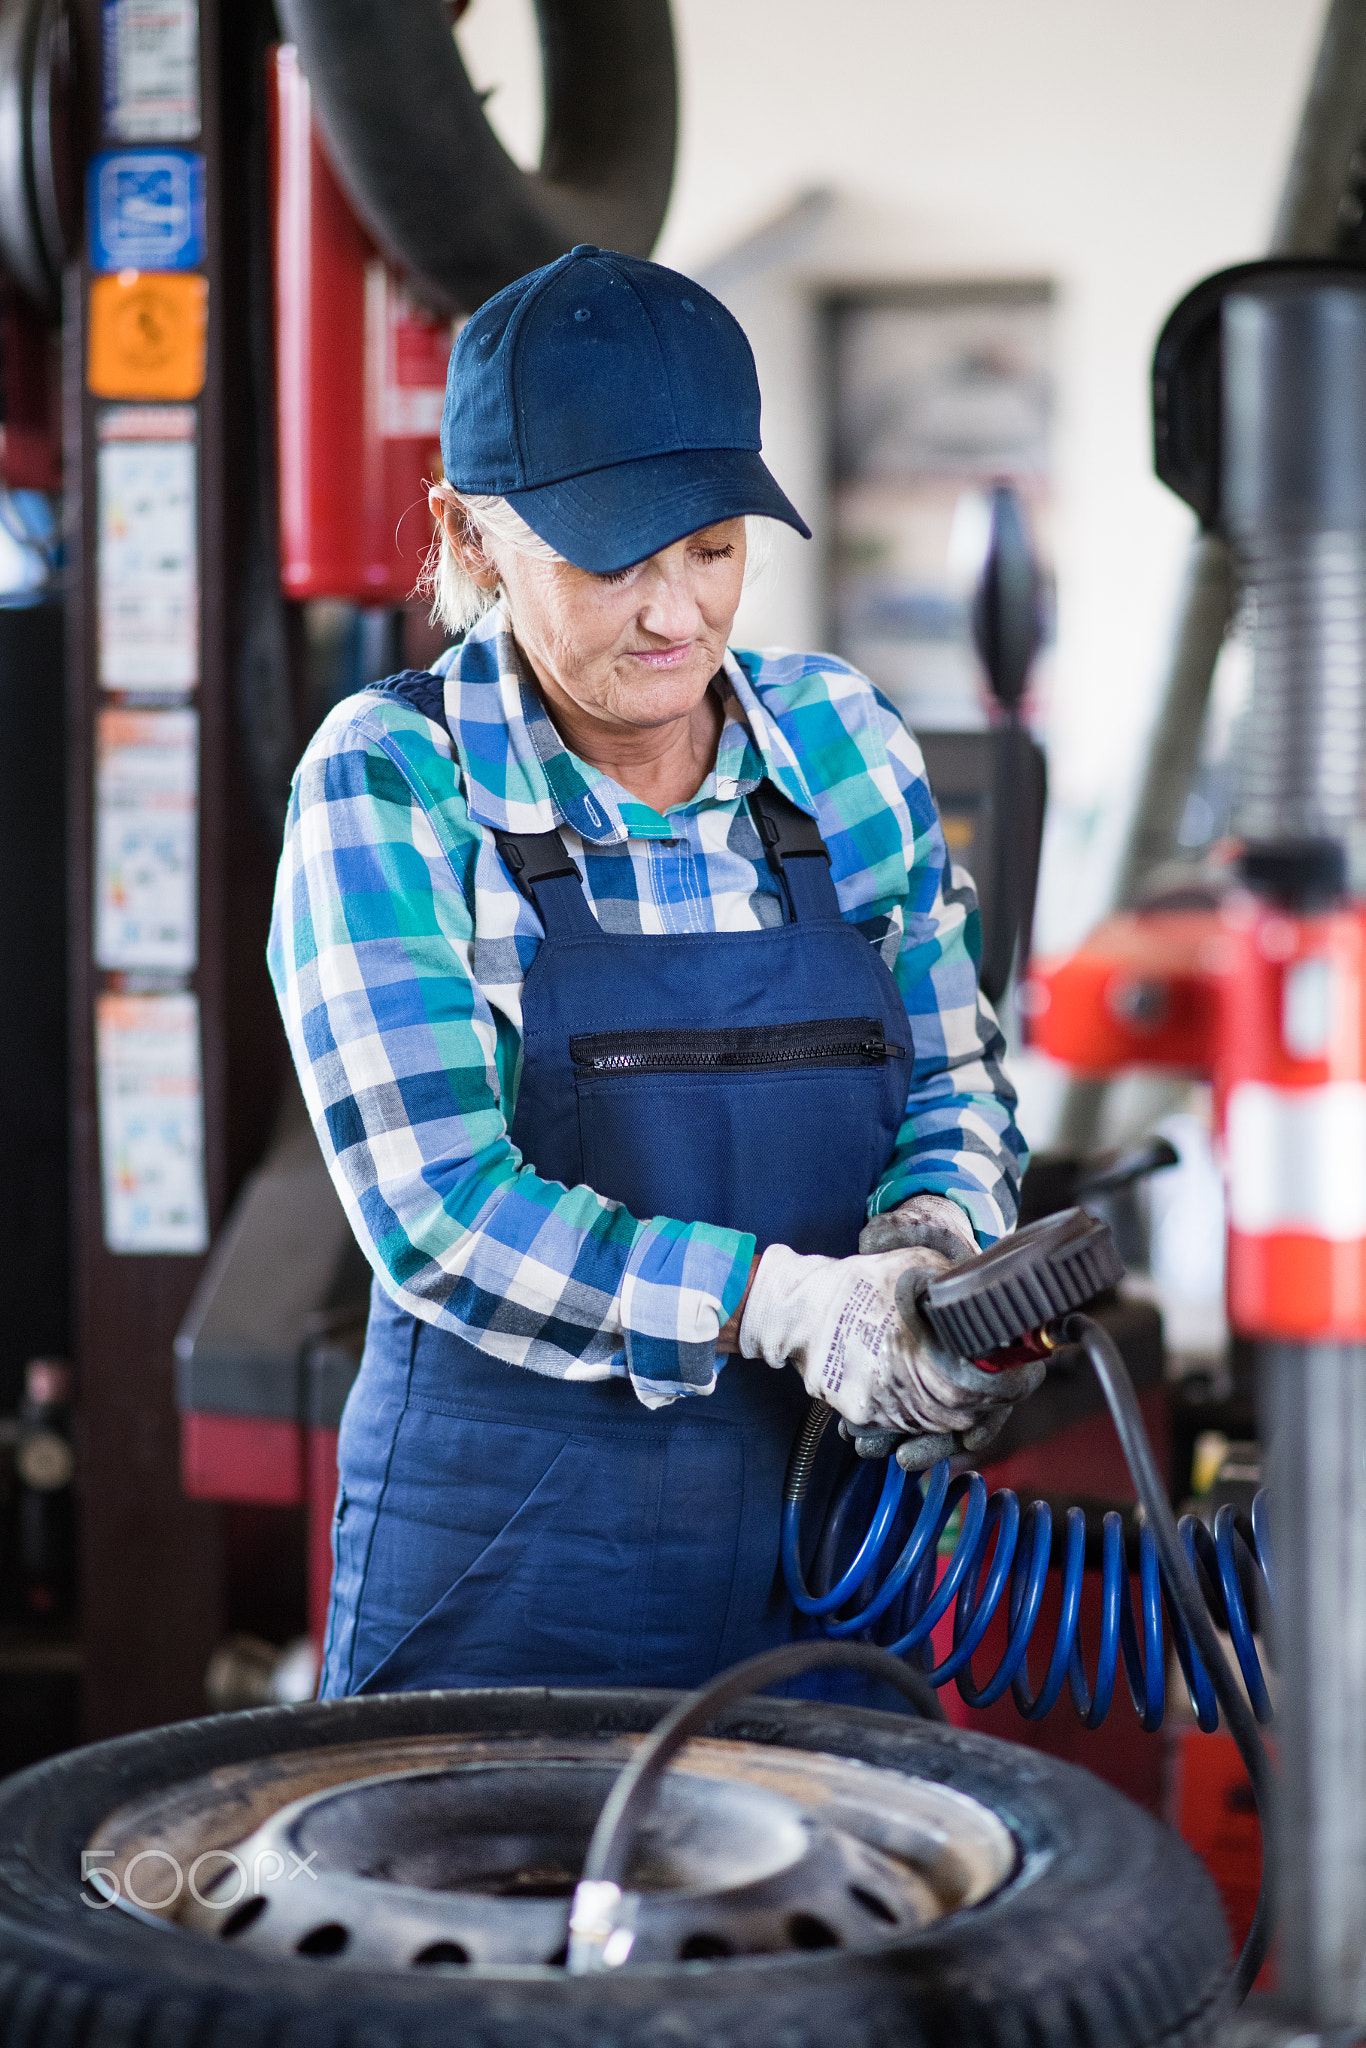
367, 264, 455, 438
88, 271, 207, 400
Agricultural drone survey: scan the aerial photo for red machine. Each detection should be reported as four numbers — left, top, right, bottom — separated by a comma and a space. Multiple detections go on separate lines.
1027, 259, 1366, 1360
1026, 892, 1366, 1344
271, 43, 454, 603
180, 1343, 353, 1651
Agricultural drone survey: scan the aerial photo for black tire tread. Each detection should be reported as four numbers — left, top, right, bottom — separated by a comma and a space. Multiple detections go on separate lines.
272, 0, 676, 312
0, 1689, 1231, 2048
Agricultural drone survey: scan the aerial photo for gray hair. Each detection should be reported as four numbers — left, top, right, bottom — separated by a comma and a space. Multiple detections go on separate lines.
418, 487, 559, 636
418, 483, 774, 637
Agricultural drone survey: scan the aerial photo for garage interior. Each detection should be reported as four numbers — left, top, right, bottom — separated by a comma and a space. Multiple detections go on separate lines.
0, 0, 1360, 2042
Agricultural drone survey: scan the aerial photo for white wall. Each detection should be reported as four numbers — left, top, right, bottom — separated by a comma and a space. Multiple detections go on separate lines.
459, 0, 1327, 956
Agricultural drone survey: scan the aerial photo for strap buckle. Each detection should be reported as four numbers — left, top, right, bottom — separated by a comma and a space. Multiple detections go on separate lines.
493, 828, 581, 899
749, 785, 832, 871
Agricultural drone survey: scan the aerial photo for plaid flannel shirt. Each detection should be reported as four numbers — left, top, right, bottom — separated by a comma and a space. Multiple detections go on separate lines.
268, 605, 1027, 1407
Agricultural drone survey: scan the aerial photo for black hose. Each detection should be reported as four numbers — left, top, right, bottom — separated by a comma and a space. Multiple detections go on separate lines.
1064, 1313, 1275, 2002
578, 1639, 944, 1908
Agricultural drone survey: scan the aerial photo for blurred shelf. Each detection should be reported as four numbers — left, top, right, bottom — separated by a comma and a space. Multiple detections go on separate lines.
0, 1625, 81, 1675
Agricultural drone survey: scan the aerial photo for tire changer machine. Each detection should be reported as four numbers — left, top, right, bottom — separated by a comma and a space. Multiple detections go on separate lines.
1025, 257, 1366, 2036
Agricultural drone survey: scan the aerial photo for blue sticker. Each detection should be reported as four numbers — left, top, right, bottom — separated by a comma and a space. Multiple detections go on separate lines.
88, 150, 205, 272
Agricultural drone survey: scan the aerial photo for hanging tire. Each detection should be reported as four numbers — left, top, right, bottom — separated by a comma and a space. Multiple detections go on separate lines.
272, 0, 677, 313
0, 1686, 1228, 2048
0, 0, 75, 314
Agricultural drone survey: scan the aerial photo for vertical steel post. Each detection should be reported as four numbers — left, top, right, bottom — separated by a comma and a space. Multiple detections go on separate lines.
1213, 273, 1366, 2030
1261, 1343, 1366, 2027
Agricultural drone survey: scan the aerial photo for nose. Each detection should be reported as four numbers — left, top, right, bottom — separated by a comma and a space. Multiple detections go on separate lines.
636, 552, 703, 642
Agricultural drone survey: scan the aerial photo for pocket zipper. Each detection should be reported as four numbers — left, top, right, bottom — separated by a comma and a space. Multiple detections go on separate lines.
570, 1016, 905, 1076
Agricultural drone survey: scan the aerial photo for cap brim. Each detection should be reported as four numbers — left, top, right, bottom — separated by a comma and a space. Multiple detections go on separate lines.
501, 447, 812, 574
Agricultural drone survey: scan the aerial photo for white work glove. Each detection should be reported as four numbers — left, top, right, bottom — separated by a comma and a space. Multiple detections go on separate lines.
854, 1194, 1043, 1466
740, 1205, 1046, 1473
847, 1194, 1031, 1466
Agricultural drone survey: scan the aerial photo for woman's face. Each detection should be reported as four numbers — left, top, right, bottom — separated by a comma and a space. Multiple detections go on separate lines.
474, 515, 748, 733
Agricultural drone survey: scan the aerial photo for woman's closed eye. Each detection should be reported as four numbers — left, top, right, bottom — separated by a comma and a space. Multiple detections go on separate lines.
594, 541, 735, 589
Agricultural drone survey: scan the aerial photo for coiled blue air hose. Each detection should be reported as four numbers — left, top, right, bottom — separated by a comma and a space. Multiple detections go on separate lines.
781, 1404, 1275, 1733
775, 1222, 1275, 2001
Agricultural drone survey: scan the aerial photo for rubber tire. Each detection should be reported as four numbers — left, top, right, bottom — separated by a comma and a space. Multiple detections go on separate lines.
0, 1687, 1230, 2048
0, 0, 73, 314
272, 0, 677, 313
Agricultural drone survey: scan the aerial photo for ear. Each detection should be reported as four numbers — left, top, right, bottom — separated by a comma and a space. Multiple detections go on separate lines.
428, 488, 500, 591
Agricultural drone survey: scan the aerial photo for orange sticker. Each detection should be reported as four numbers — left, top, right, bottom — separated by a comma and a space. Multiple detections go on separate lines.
87, 271, 207, 400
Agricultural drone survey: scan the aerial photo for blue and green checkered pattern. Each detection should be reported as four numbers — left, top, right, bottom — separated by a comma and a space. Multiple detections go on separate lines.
268, 606, 1026, 1408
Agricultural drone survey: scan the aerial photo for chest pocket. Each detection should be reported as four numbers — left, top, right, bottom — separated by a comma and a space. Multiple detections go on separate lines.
572, 1014, 906, 1256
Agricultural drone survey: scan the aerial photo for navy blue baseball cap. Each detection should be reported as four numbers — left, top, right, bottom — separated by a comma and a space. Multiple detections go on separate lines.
440, 245, 811, 574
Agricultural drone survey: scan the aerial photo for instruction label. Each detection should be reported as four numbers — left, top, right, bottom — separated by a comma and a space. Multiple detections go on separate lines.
97, 405, 198, 690
368, 267, 456, 438
95, 706, 198, 972
102, 0, 200, 141
97, 990, 209, 1255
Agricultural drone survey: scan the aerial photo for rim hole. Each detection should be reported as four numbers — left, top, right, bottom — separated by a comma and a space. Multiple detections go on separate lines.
296, 1922, 349, 1958
849, 1884, 898, 1925
412, 1940, 469, 1966
222, 1895, 268, 1939
679, 1932, 734, 1961
787, 1913, 840, 1950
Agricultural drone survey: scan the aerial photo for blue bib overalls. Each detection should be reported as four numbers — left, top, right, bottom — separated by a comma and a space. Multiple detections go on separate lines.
319, 676, 917, 1700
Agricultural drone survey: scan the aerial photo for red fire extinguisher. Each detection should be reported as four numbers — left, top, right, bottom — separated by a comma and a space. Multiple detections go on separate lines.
271, 43, 455, 603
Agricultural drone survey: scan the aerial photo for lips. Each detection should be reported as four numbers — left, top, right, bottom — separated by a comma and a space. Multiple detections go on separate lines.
628, 643, 692, 670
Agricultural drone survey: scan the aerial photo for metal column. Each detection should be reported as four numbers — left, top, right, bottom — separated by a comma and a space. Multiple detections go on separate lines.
1261, 1345, 1366, 2029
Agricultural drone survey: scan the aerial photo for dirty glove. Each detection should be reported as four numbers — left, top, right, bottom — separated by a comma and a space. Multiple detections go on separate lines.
858, 1191, 980, 1264
739, 1241, 1036, 1445
839, 1197, 1045, 1470
837, 1349, 1047, 1470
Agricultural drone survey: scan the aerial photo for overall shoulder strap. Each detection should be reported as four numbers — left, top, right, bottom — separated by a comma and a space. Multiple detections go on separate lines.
748, 781, 841, 921
366, 668, 451, 724
365, 669, 596, 940
493, 828, 599, 939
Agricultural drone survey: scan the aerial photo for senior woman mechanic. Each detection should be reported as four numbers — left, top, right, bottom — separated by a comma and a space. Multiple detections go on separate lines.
268, 245, 1032, 1700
